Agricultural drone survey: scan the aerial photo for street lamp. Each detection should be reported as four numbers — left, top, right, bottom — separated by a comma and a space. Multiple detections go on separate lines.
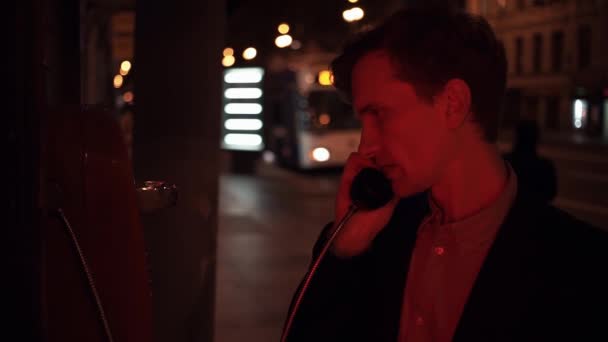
278, 23, 290, 34
223, 47, 234, 57
342, 7, 365, 22
222, 55, 236, 67
222, 47, 236, 67
243, 47, 257, 60
275, 34, 293, 48
123, 91, 134, 103
120, 60, 131, 76
113, 74, 124, 88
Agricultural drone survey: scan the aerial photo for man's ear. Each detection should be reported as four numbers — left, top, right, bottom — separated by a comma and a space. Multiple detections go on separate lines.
441, 79, 472, 129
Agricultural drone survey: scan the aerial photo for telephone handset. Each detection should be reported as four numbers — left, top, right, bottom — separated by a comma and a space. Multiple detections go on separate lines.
350, 167, 394, 210
281, 167, 394, 342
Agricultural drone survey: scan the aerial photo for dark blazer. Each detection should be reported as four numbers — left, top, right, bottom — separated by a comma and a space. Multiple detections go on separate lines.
285, 190, 608, 341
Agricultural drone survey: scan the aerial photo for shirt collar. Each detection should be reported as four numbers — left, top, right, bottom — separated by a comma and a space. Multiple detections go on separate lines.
423, 162, 519, 251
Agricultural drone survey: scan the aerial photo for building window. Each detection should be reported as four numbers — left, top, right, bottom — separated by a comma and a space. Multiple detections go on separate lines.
515, 36, 524, 74
572, 98, 588, 129
546, 97, 560, 130
503, 88, 522, 128
551, 31, 564, 72
525, 96, 540, 120
533, 33, 543, 73
578, 25, 592, 70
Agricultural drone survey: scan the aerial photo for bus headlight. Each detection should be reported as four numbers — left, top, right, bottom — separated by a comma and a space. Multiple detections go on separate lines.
311, 147, 330, 162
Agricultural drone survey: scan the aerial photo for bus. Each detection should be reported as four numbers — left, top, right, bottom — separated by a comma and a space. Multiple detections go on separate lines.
264, 53, 361, 170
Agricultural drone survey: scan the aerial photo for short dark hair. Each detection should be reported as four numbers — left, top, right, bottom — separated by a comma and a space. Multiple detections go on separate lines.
331, 8, 507, 142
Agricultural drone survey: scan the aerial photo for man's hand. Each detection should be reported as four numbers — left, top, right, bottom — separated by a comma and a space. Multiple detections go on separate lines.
331, 152, 399, 258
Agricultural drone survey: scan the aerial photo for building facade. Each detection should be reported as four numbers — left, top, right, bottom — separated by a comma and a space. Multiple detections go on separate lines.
467, 0, 608, 138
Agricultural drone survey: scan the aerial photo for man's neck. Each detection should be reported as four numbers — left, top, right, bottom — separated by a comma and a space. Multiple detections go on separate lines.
430, 139, 508, 223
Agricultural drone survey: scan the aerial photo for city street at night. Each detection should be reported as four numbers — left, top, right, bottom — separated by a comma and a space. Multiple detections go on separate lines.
13, 0, 608, 341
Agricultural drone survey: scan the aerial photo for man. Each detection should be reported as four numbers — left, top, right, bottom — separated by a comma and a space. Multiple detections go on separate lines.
283, 8, 607, 342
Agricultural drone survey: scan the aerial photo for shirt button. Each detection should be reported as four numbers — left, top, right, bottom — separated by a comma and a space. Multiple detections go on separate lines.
434, 246, 445, 256
415, 316, 424, 326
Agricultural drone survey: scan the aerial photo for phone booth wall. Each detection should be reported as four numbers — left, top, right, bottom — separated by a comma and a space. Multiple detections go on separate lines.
134, 1, 225, 341
603, 88, 608, 138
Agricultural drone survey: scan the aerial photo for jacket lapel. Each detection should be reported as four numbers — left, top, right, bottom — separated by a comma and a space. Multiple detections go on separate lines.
453, 193, 543, 341
361, 194, 430, 341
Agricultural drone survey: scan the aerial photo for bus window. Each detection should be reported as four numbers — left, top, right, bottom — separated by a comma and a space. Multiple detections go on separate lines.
302, 90, 360, 131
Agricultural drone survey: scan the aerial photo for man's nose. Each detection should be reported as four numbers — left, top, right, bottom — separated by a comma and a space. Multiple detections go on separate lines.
358, 118, 380, 159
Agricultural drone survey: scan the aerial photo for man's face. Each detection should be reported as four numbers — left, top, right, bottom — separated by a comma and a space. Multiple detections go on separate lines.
351, 51, 455, 198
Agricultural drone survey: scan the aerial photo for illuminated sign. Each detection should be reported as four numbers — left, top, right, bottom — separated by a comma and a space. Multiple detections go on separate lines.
221, 67, 265, 151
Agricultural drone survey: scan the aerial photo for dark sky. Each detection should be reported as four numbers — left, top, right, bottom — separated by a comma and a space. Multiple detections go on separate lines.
225, 0, 396, 56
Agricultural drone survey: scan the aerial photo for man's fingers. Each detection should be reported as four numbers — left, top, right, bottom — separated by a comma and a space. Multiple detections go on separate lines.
339, 152, 377, 201
336, 152, 379, 218
342, 152, 377, 184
